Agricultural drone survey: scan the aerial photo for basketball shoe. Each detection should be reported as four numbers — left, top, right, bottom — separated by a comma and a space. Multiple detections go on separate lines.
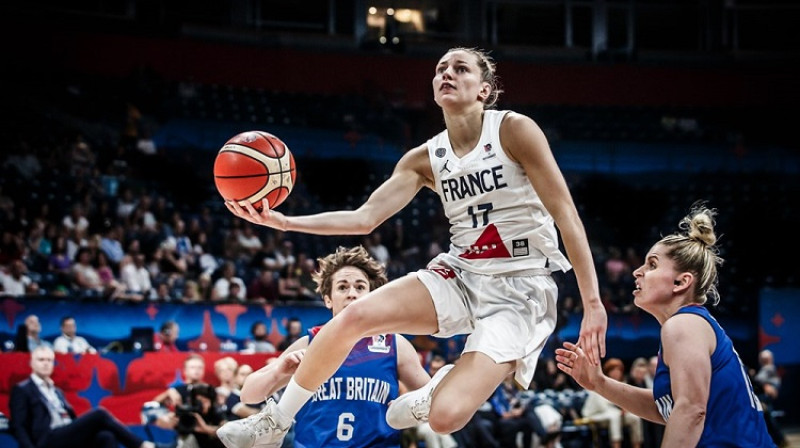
216, 398, 292, 448
386, 364, 454, 429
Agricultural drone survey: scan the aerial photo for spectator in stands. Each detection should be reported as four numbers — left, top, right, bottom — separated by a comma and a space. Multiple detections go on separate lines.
534, 357, 576, 392
26, 219, 51, 271
170, 217, 195, 259
180, 279, 202, 303
15, 314, 52, 352
154, 354, 226, 448
47, 235, 72, 288
556, 205, 775, 447
151, 281, 176, 302
628, 357, 662, 448
364, 232, 391, 266
100, 224, 126, 266
627, 357, 649, 389
197, 272, 214, 301
580, 358, 643, 448
214, 356, 239, 403
486, 371, 558, 448
272, 239, 295, 271
120, 253, 152, 302
95, 250, 127, 300
225, 364, 262, 421
0, 230, 25, 266
116, 187, 138, 221
192, 231, 219, 277
211, 261, 246, 302
646, 356, 658, 388
69, 135, 95, 177
753, 349, 787, 447
247, 268, 280, 304
236, 224, 264, 261
154, 320, 180, 352
224, 282, 244, 303
10, 345, 167, 448
61, 204, 89, 234
53, 316, 96, 355
243, 321, 277, 354
0, 259, 39, 296
71, 247, 114, 299
755, 349, 781, 404
155, 238, 189, 277
131, 193, 159, 235
277, 260, 313, 302
604, 246, 630, 289
296, 253, 320, 301
276, 317, 302, 351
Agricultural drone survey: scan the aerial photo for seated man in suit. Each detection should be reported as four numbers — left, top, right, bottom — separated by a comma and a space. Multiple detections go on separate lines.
10, 345, 168, 448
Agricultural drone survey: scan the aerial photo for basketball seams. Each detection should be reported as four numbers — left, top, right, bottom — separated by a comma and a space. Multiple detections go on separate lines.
219, 144, 288, 169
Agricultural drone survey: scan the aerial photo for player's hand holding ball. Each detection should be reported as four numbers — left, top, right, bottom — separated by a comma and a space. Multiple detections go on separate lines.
214, 130, 296, 229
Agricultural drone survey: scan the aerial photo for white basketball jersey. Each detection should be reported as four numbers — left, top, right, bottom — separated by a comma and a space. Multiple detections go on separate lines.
427, 110, 571, 275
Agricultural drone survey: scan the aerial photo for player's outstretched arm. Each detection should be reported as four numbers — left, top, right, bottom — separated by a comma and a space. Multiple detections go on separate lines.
226, 146, 431, 236
501, 112, 607, 365
556, 342, 663, 424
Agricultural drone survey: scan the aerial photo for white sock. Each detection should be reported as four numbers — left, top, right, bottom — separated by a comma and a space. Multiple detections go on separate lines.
276, 377, 315, 418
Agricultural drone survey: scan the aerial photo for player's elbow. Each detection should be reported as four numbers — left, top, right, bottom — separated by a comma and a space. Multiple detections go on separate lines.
676, 402, 707, 428
353, 218, 380, 235
351, 206, 384, 234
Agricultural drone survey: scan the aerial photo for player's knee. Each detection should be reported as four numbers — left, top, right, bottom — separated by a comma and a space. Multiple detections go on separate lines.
336, 300, 375, 336
428, 405, 469, 435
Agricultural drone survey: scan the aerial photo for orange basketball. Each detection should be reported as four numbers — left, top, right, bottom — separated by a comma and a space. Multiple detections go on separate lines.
213, 130, 296, 211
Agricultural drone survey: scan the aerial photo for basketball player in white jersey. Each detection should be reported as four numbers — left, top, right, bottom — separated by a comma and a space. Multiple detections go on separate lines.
223, 47, 607, 447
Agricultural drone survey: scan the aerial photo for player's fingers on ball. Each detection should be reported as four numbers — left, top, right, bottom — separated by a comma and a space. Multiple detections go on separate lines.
229, 200, 247, 216
243, 201, 259, 215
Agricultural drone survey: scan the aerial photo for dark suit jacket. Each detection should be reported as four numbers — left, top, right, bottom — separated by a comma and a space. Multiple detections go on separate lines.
9, 377, 77, 448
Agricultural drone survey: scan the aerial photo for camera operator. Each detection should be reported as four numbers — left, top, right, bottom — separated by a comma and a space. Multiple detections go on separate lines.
153, 354, 226, 448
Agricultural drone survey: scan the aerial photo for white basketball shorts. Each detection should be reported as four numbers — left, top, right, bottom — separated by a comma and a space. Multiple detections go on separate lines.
414, 258, 558, 388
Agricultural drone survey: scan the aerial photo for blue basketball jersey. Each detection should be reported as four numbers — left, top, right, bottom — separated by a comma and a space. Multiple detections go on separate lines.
294, 328, 401, 448
652, 305, 775, 447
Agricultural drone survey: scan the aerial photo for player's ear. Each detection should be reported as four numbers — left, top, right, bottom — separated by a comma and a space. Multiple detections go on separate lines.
323, 295, 333, 310
479, 82, 491, 101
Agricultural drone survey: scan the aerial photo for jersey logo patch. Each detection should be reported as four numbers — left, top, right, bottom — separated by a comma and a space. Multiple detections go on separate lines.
482, 143, 496, 160
512, 239, 529, 257
439, 160, 451, 174
367, 334, 391, 353
435, 147, 447, 158
459, 224, 511, 259
428, 265, 456, 279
